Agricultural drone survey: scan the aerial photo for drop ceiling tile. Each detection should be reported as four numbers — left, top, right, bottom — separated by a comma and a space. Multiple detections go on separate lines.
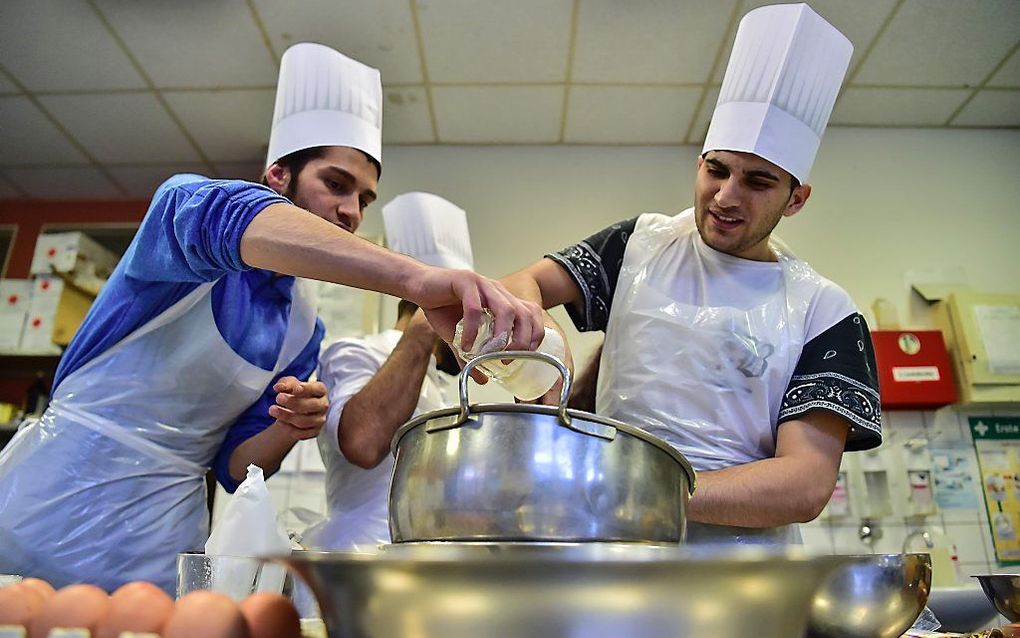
252, 0, 422, 84
0, 175, 24, 198
94, 0, 277, 88
713, 0, 899, 83
853, 0, 1020, 86
575, 0, 738, 84
989, 50, 1020, 88
4, 167, 121, 199
0, 97, 89, 165
212, 163, 266, 182
565, 86, 700, 143
164, 89, 275, 162
830, 87, 970, 126
953, 90, 1020, 127
686, 87, 721, 145
383, 87, 434, 144
418, 0, 573, 83
38, 93, 202, 164
432, 86, 562, 143
0, 74, 20, 95
0, 0, 145, 91
107, 164, 210, 199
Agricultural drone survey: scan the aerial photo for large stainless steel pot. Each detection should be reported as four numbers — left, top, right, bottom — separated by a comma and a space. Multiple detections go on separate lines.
273, 544, 861, 638
388, 351, 697, 544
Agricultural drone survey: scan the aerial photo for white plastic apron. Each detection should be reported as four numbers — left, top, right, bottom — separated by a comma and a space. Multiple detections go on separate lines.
597, 211, 817, 545
310, 332, 450, 553
0, 276, 316, 593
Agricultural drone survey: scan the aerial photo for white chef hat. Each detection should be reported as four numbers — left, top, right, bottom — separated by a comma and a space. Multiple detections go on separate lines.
382, 192, 474, 271
702, 3, 852, 183
265, 42, 382, 170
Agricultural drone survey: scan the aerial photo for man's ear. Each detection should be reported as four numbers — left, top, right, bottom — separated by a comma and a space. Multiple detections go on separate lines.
264, 163, 290, 195
783, 183, 812, 218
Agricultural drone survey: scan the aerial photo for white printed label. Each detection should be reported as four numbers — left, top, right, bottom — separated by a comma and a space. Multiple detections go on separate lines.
892, 366, 941, 382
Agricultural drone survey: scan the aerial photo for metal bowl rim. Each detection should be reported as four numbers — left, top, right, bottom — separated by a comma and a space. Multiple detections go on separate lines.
262, 546, 866, 568
390, 402, 696, 494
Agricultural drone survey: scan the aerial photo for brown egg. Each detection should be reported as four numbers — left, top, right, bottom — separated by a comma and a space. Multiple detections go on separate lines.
18, 579, 56, 601
29, 583, 110, 638
239, 592, 301, 638
94, 581, 174, 638
163, 590, 251, 638
0, 582, 45, 628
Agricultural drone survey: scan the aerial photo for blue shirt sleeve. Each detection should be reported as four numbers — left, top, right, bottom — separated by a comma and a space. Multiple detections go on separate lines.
123, 174, 291, 283
55, 175, 291, 388
212, 318, 326, 492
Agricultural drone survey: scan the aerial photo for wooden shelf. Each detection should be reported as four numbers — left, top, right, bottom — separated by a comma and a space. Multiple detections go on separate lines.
0, 353, 61, 377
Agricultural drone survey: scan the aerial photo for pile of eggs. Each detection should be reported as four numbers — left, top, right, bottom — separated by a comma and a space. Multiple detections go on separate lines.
0, 578, 302, 638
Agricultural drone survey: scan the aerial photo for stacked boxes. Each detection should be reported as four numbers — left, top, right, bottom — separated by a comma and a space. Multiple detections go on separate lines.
19, 275, 96, 352
30, 231, 118, 295
2, 232, 118, 353
0, 280, 31, 351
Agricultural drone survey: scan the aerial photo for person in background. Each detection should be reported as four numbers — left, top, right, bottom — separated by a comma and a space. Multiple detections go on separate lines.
0, 45, 541, 594
311, 192, 471, 552
501, 3, 881, 544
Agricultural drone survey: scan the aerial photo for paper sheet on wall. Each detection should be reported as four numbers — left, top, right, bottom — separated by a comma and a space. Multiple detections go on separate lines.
971, 417, 1020, 564
974, 304, 1020, 375
930, 445, 981, 510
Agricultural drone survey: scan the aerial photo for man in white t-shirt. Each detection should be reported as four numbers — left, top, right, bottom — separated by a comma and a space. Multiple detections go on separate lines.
502, 4, 882, 543
311, 193, 472, 551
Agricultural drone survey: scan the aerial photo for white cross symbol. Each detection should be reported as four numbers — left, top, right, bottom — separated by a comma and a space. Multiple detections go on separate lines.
974, 421, 990, 437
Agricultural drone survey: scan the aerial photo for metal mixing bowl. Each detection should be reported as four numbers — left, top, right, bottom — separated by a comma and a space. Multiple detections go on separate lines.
806, 553, 932, 638
273, 543, 861, 638
974, 574, 1020, 621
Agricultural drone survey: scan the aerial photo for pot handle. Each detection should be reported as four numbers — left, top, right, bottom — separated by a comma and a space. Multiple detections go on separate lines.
426, 351, 616, 441
457, 350, 573, 425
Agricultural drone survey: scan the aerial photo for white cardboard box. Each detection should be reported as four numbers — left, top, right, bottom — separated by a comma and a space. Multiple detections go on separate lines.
0, 279, 32, 313
30, 231, 119, 280
0, 280, 34, 351
28, 275, 64, 304
19, 307, 59, 353
0, 310, 27, 351
18, 275, 92, 351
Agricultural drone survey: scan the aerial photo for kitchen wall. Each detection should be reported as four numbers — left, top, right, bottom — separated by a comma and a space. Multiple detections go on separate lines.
801, 406, 1020, 582
234, 126, 1020, 579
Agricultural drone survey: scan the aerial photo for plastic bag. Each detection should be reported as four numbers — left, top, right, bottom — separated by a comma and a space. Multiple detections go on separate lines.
205, 465, 291, 599
900, 606, 943, 636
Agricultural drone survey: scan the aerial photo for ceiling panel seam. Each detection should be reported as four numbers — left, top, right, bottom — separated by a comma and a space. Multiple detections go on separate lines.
0, 170, 30, 198
0, 62, 127, 197
833, 0, 905, 113
409, 0, 439, 143
844, 0, 904, 86
246, 0, 280, 68
849, 84, 994, 91
558, 0, 581, 143
87, 0, 217, 176
945, 39, 1020, 126
683, 0, 743, 145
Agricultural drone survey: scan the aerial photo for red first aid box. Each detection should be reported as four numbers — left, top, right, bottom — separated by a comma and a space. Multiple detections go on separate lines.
871, 330, 957, 409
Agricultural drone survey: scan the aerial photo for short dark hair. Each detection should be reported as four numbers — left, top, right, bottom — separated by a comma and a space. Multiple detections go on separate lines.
260, 146, 328, 187
397, 299, 419, 319
260, 146, 381, 187
699, 151, 800, 195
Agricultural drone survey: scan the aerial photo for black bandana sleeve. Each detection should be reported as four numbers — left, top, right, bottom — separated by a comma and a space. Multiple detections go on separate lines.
544, 216, 639, 333
778, 313, 883, 451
